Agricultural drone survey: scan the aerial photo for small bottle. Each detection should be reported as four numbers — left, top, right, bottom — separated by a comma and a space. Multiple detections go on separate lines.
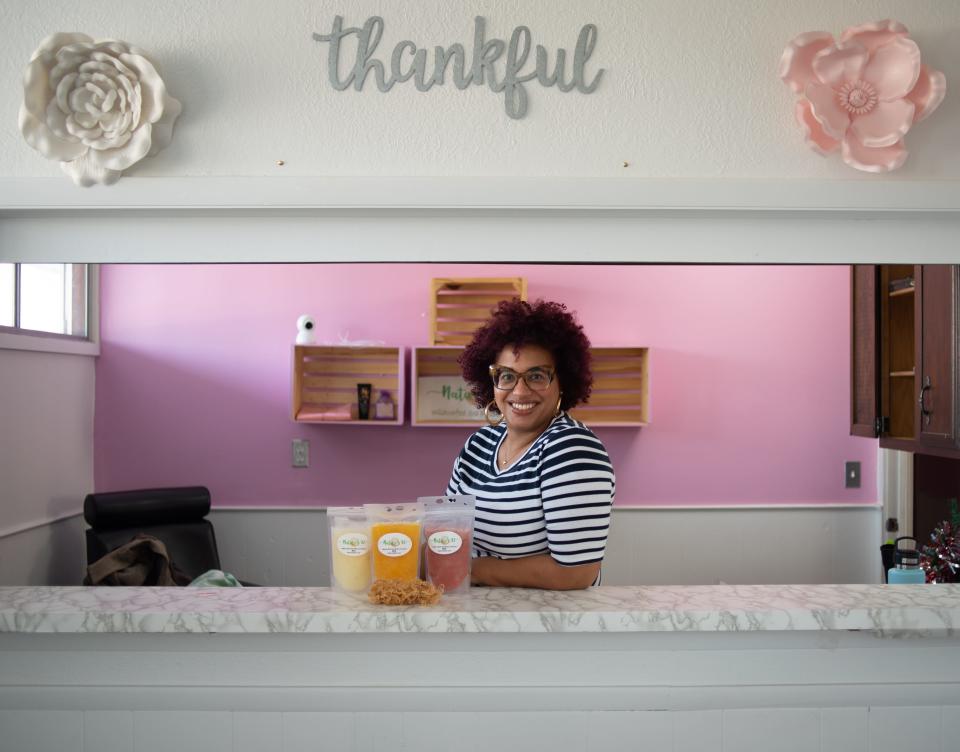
374, 390, 395, 420
887, 536, 926, 584
356, 383, 372, 420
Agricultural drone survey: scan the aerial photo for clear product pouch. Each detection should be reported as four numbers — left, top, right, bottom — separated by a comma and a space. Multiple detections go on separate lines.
364, 502, 424, 583
327, 506, 372, 594
418, 495, 476, 594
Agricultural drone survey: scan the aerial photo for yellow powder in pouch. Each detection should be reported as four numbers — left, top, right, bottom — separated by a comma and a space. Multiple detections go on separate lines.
371, 521, 421, 582
330, 527, 371, 592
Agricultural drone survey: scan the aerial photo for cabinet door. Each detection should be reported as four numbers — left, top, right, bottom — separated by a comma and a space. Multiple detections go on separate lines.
917, 265, 958, 450
850, 265, 879, 437
879, 264, 917, 450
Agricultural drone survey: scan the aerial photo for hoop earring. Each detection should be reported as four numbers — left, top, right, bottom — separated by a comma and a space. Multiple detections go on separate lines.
484, 400, 503, 426
555, 394, 563, 417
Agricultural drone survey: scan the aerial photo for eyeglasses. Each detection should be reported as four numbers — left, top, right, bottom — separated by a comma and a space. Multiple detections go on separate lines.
489, 364, 556, 392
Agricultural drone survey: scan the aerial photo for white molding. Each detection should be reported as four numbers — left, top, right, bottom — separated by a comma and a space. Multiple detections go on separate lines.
86, 263, 100, 350
1, 504, 876, 537
2, 631, 958, 715
2, 179, 959, 263
210, 502, 882, 512
1, 681, 958, 714
566, 502, 883, 511
0, 511, 83, 540
0, 331, 99, 356
1, 177, 959, 214
879, 448, 914, 540
4, 211, 958, 264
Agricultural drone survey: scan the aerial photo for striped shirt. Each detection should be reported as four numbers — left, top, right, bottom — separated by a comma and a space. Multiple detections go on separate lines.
446, 413, 615, 572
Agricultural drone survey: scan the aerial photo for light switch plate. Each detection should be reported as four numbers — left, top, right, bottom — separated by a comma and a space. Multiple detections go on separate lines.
845, 461, 860, 488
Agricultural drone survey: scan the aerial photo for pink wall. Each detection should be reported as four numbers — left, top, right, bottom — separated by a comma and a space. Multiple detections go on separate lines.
95, 264, 877, 506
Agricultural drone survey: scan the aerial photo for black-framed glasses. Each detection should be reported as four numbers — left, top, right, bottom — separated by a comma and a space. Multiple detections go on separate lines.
489, 364, 556, 392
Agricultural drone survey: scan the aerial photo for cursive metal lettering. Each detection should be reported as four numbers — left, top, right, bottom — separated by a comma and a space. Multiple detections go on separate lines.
313, 16, 604, 119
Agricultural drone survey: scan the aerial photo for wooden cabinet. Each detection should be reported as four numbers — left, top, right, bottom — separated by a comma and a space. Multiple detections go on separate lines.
851, 265, 959, 458
850, 265, 879, 438
879, 264, 917, 448
917, 265, 959, 450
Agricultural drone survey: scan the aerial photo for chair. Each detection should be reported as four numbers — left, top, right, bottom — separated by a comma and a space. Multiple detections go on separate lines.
84, 486, 224, 583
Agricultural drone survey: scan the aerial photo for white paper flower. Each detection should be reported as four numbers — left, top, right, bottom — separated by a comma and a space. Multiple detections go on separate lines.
19, 32, 182, 186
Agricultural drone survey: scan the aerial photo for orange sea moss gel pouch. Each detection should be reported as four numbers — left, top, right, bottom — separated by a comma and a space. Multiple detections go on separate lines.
364, 502, 424, 583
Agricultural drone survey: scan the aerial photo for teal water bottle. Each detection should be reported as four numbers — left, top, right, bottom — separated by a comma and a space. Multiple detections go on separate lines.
887, 536, 926, 584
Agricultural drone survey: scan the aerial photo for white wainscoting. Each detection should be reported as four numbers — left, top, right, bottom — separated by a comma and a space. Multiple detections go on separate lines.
1, 697, 957, 751
0, 515, 85, 587
209, 505, 883, 588
0, 631, 956, 752
0, 505, 882, 587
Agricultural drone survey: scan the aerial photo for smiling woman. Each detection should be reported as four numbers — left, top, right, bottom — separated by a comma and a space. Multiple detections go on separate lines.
446, 299, 615, 590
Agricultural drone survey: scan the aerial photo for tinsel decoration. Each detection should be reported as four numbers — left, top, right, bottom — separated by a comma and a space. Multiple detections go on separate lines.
920, 520, 960, 583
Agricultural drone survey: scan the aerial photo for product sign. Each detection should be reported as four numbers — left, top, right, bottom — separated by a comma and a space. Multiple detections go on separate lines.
312, 16, 604, 119
416, 375, 485, 423
428, 531, 463, 555
336, 532, 369, 557
377, 532, 413, 557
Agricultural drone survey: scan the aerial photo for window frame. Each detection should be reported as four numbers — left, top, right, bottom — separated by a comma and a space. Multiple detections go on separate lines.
0, 264, 99, 356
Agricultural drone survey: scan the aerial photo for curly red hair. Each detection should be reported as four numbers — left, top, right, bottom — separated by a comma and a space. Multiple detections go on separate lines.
459, 299, 593, 411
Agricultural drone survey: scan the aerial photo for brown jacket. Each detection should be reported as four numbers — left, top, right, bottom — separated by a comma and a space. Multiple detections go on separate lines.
84, 533, 192, 586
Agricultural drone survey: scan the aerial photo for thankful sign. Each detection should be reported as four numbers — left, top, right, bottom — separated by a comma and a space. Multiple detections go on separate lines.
312, 16, 604, 119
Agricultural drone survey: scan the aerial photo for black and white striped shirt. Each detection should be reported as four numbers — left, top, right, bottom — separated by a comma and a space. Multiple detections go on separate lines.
446, 413, 615, 569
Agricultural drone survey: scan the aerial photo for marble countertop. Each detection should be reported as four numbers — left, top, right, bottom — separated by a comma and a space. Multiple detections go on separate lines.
1, 584, 958, 635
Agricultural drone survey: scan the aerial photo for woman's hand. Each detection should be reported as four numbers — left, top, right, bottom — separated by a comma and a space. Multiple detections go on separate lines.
470, 554, 600, 590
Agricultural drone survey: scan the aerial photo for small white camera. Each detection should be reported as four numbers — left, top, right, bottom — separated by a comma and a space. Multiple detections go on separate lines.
295, 314, 317, 345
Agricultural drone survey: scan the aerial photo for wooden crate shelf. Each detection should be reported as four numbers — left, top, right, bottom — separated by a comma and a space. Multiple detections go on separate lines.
411, 345, 650, 428
568, 347, 650, 427
292, 345, 404, 424
430, 277, 527, 346
411, 347, 484, 427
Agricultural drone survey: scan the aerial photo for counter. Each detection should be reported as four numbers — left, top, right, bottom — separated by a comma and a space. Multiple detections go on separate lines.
1, 583, 959, 635
2, 585, 959, 750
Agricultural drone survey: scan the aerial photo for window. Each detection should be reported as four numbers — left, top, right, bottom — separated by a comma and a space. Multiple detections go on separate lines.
0, 263, 89, 338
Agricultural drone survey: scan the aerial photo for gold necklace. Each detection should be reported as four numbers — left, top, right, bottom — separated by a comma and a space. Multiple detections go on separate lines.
499, 436, 534, 468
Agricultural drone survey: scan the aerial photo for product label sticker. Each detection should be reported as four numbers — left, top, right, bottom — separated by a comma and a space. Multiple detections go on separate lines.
427, 531, 463, 555
336, 532, 369, 557
377, 532, 413, 557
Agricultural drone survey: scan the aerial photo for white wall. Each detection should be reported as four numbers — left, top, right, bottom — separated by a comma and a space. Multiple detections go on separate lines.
1, 0, 957, 181
0, 348, 93, 586
0, 515, 86, 586
0, 349, 94, 526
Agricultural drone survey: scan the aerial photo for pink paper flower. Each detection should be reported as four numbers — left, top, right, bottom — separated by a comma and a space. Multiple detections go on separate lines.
779, 20, 945, 172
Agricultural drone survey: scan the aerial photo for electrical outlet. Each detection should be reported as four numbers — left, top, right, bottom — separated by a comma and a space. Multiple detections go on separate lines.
845, 461, 860, 488
292, 439, 309, 468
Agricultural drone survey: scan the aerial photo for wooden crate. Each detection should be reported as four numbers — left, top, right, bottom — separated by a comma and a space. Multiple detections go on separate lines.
411, 347, 484, 427
569, 347, 650, 427
292, 345, 404, 424
429, 277, 527, 346
411, 345, 650, 428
